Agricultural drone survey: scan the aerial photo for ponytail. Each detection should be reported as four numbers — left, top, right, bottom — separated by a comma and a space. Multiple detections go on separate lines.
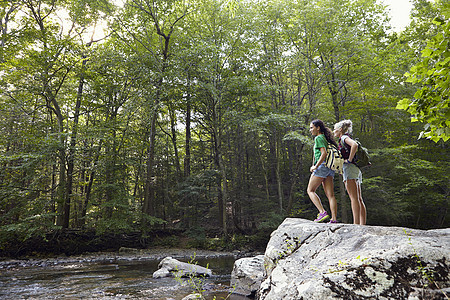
311, 119, 338, 147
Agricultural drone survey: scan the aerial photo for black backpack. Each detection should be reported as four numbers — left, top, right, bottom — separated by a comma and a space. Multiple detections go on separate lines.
339, 136, 371, 168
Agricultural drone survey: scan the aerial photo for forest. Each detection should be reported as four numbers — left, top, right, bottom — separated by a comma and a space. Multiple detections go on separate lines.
0, 0, 449, 255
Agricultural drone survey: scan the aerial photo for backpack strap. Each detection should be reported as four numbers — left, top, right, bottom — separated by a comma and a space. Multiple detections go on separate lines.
339, 134, 355, 163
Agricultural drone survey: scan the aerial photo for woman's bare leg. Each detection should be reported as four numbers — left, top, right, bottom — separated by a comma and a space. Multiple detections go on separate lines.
307, 175, 326, 213
322, 176, 337, 221
356, 180, 366, 225
345, 179, 360, 224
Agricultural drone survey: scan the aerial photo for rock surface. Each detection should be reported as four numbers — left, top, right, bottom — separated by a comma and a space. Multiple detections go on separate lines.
230, 255, 265, 297
181, 293, 202, 300
232, 218, 450, 299
153, 256, 213, 278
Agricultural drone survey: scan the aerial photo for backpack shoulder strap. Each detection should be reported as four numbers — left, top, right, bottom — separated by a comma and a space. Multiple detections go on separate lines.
339, 135, 349, 148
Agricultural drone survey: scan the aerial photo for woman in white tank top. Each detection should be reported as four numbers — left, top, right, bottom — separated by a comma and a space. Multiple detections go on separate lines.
333, 120, 366, 225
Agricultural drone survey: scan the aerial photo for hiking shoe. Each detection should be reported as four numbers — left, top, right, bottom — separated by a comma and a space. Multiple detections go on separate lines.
314, 211, 329, 222
328, 220, 338, 224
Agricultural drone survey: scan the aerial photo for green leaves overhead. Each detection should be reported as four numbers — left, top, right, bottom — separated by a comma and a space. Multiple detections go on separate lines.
398, 7, 450, 142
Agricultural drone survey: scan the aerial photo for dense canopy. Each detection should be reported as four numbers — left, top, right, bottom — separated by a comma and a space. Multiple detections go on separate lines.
0, 0, 448, 250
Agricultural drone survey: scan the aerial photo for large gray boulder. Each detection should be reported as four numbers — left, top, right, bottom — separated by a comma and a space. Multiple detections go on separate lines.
153, 256, 212, 278
233, 218, 450, 299
230, 255, 265, 297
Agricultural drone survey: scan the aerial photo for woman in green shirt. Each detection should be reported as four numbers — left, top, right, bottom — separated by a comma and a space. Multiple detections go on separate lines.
307, 119, 338, 223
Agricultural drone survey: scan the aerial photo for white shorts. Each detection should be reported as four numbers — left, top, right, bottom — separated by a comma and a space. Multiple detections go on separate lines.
343, 162, 362, 183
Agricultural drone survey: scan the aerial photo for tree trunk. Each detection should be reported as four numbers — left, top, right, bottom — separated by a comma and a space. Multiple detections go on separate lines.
276, 160, 283, 213
51, 103, 67, 228
133, 1, 186, 222
51, 164, 57, 224
80, 149, 99, 228
65, 54, 87, 228
184, 80, 192, 178
143, 111, 157, 216
217, 151, 228, 236
168, 104, 181, 177
212, 102, 228, 236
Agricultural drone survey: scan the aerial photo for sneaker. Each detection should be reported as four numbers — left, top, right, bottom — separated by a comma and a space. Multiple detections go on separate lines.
314, 211, 329, 222
328, 220, 338, 224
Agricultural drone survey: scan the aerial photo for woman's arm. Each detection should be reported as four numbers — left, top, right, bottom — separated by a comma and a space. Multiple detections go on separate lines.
310, 147, 327, 172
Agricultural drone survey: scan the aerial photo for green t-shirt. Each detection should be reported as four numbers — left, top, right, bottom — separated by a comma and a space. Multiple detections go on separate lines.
313, 134, 328, 164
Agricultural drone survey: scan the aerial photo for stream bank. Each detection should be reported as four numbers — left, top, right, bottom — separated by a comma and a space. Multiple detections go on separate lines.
0, 248, 257, 300
0, 247, 256, 270
0, 228, 270, 258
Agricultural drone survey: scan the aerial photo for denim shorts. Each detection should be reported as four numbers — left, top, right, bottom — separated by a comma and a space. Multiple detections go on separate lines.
313, 163, 335, 178
343, 162, 362, 183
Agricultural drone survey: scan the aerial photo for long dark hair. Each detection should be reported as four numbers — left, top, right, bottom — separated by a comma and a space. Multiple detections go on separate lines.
311, 119, 338, 147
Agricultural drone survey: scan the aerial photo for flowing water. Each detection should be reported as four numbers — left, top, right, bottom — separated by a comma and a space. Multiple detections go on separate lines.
0, 255, 250, 300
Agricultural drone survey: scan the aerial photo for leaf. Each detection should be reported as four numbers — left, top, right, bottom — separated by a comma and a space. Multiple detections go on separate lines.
422, 48, 433, 58
396, 98, 411, 110
414, 89, 424, 99
432, 17, 445, 26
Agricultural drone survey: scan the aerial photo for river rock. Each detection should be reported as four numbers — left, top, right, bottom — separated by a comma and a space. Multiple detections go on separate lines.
232, 218, 450, 299
230, 255, 265, 297
181, 294, 202, 300
153, 256, 212, 278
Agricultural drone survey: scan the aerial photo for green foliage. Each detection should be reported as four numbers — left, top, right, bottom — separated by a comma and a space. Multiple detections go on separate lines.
398, 8, 450, 142
282, 131, 312, 146
186, 226, 207, 249
0, 214, 61, 252
0, 0, 449, 257
176, 170, 221, 229
153, 235, 180, 248
363, 145, 448, 228
257, 211, 285, 232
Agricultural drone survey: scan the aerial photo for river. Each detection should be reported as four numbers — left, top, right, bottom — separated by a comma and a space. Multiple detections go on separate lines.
0, 250, 252, 300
